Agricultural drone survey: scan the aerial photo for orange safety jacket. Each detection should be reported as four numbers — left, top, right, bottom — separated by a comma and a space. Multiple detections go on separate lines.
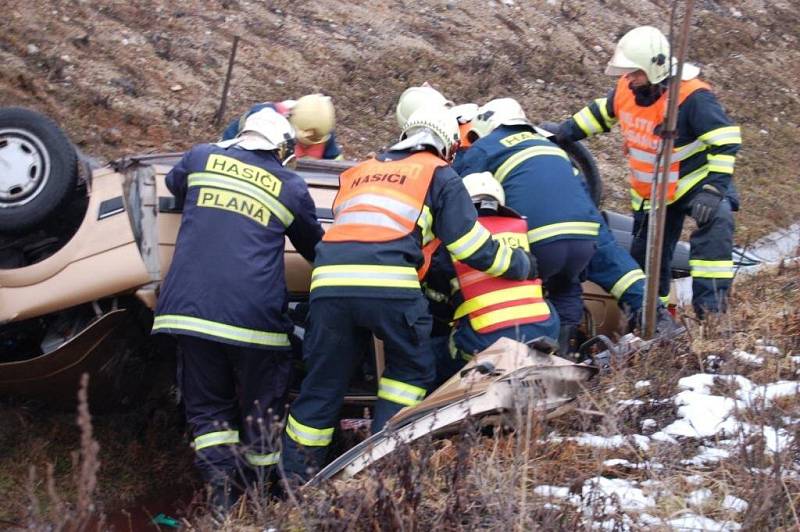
324, 151, 446, 242
452, 215, 550, 334
614, 77, 710, 201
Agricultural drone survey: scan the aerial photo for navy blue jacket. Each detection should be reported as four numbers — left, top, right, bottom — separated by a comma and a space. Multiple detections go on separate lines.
153, 143, 323, 349
453, 125, 600, 246
311, 149, 533, 301
221, 102, 342, 160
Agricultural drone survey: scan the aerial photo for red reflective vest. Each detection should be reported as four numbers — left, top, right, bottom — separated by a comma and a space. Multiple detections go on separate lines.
614, 77, 710, 201
324, 151, 445, 242
452, 215, 550, 334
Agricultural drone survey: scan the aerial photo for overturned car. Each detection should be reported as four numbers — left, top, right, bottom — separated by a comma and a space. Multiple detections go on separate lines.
0, 107, 690, 410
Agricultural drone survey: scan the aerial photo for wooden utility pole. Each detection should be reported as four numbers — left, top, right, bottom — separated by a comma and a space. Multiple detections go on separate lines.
642, 0, 695, 338
214, 35, 240, 128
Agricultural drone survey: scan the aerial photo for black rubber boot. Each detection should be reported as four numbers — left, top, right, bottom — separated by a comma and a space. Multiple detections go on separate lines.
557, 324, 579, 359
208, 474, 241, 521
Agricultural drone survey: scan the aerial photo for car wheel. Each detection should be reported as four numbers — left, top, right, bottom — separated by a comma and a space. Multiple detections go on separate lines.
537, 121, 603, 206
0, 107, 78, 232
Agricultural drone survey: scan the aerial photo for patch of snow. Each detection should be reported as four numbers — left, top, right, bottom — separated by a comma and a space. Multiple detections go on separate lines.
682, 446, 731, 465
663, 391, 740, 438
722, 494, 749, 513
582, 476, 655, 511
635, 380, 651, 389
687, 487, 713, 507
650, 431, 678, 444
739, 381, 800, 405
603, 458, 664, 470
641, 418, 657, 430
618, 399, 645, 407
684, 475, 705, 485
668, 513, 741, 531
731, 349, 764, 367
567, 433, 651, 451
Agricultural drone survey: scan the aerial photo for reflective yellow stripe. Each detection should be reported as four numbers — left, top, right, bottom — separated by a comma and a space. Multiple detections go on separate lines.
672, 140, 705, 162
194, 430, 239, 451
153, 315, 290, 347
595, 98, 615, 128
453, 285, 543, 320
446, 222, 491, 260
469, 302, 551, 331
377, 377, 426, 407
527, 221, 600, 243
285, 415, 333, 447
660, 295, 670, 305
673, 166, 709, 203
690, 259, 734, 279
494, 146, 570, 183
574, 106, 603, 136
310, 264, 420, 290
245, 452, 279, 466
417, 205, 434, 245
188, 172, 294, 227
698, 126, 742, 146
484, 244, 512, 276
610, 269, 647, 299
706, 154, 736, 174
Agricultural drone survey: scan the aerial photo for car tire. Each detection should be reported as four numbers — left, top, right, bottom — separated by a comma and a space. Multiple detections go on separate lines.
0, 107, 78, 232
537, 121, 603, 206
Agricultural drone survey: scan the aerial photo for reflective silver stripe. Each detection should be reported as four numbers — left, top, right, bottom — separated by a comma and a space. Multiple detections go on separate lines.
527, 221, 599, 244
310, 265, 420, 290
699, 126, 742, 146
446, 223, 491, 260
285, 415, 333, 447
707, 155, 735, 173
188, 172, 294, 227
628, 146, 658, 165
334, 194, 420, 224
377, 377, 426, 406
574, 107, 603, 136
245, 452, 279, 466
631, 167, 679, 184
333, 211, 408, 233
153, 315, 290, 347
610, 269, 646, 299
672, 140, 705, 161
494, 146, 570, 183
194, 430, 239, 451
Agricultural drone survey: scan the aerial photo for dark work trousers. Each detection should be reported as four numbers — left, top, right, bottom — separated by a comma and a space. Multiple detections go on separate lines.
586, 218, 646, 315
281, 295, 434, 481
531, 238, 596, 326
630, 192, 735, 316
177, 335, 291, 483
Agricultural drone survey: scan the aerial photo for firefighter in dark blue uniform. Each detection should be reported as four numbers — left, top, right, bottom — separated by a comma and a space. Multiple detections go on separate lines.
152, 108, 323, 510
555, 26, 741, 318
221, 94, 343, 160
280, 106, 536, 482
453, 98, 599, 355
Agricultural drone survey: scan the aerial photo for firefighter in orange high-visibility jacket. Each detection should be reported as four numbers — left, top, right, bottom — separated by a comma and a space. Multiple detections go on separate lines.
280, 105, 537, 482
425, 172, 560, 384
152, 108, 323, 513
555, 26, 742, 318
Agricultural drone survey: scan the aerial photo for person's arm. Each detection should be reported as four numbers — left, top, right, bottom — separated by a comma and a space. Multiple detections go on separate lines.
322, 131, 344, 160
557, 87, 618, 142
165, 147, 193, 208
686, 90, 742, 197
285, 180, 324, 263
452, 144, 490, 176
430, 167, 531, 280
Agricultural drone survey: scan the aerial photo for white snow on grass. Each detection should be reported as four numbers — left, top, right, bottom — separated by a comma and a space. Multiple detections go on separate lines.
559, 433, 651, 451
731, 349, 764, 367
669, 513, 741, 531
682, 446, 731, 465
722, 494, 749, 513
582, 476, 655, 512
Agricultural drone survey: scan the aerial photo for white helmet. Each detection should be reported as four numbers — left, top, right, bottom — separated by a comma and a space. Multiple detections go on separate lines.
395, 85, 453, 129
450, 103, 479, 124
290, 94, 335, 146
462, 172, 505, 206
390, 105, 460, 161
605, 25, 701, 84
217, 107, 296, 164
469, 98, 531, 140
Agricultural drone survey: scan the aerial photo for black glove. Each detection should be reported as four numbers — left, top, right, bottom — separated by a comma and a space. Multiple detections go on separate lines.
689, 184, 723, 225
526, 251, 539, 280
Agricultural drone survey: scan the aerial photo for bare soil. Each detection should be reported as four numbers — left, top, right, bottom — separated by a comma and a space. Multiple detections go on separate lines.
2, 0, 799, 241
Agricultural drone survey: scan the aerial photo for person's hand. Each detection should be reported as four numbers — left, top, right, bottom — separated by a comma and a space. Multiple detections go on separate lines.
689, 184, 723, 225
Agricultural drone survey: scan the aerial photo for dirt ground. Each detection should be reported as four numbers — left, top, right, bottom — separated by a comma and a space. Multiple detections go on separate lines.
1, 0, 800, 526
1, 0, 799, 242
